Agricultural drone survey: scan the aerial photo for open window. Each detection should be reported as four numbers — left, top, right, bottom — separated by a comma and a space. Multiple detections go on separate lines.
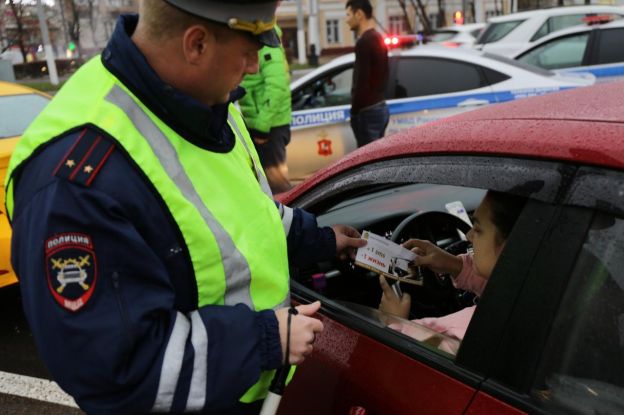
288, 156, 565, 360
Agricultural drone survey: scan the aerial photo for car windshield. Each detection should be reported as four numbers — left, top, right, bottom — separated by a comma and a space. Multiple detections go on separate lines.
477, 19, 525, 44
428, 30, 458, 42
0, 94, 49, 139
483, 52, 555, 76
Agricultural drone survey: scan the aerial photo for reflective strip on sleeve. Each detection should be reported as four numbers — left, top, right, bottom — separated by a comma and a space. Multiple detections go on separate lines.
152, 312, 191, 412
280, 204, 294, 236
186, 311, 208, 411
105, 85, 254, 309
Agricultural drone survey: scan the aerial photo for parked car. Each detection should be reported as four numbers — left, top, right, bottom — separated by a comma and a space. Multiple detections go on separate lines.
276, 81, 624, 415
475, 5, 624, 57
513, 19, 624, 83
288, 46, 594, 181
0, 81, 51, 288
426, 23, 486, 47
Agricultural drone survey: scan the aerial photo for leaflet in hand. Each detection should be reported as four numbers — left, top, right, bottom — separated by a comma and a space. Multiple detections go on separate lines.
355, 231, 422, 285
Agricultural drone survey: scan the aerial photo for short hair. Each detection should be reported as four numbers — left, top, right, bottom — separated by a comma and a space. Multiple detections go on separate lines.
484, 190, 527, 245
139, 0, 234, 41
346, 0, 373, 19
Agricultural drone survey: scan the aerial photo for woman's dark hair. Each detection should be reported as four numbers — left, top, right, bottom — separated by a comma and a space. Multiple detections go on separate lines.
346, 0, 373, 18
484, 190, 527, 245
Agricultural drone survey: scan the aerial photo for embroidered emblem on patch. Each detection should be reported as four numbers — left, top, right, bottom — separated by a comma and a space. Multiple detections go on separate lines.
45, 233, 97, 312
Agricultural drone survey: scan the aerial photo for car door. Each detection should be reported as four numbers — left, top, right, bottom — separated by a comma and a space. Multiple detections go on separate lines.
581, 27, 624, 83
278, 155, 568, 415
289, 64, 355, 182
384, 57, 499, 136
466, 166, 624, 415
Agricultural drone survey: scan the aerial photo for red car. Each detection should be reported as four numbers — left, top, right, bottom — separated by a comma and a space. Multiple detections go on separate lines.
277, 81, 624, 415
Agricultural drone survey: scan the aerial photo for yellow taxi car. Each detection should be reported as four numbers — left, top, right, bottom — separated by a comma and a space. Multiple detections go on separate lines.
0, 81, 51, 288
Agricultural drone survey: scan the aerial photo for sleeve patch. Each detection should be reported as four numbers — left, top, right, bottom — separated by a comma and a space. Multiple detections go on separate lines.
45, 233, 98, 312
264, 53, 272, 62
53, 129, 116, 186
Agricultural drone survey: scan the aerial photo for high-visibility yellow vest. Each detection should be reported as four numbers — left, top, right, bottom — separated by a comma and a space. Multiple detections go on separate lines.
5, 56, 291, 404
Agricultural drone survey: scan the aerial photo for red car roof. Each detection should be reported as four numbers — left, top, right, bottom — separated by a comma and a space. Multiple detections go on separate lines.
283, 81, 624, 202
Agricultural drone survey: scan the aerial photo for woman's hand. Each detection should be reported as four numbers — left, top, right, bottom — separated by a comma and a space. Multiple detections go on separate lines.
379, 275, 411, 319
403, 239, 463, 277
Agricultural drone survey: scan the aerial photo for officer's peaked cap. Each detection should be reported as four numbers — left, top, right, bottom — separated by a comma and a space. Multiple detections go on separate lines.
163, 0, 280, 47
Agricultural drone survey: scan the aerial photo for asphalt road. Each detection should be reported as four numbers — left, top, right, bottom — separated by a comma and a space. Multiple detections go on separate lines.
0, 284, 82, 413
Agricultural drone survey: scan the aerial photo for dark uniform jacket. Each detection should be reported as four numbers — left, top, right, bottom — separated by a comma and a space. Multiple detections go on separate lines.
9, 15, 335, 414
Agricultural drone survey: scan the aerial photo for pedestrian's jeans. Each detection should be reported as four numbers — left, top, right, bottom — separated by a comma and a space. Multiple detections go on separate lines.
350, 101, 390, 148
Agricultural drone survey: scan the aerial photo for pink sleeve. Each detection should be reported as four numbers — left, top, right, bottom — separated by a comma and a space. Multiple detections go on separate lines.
412, 305, 476, 341
452, 254, 487, 297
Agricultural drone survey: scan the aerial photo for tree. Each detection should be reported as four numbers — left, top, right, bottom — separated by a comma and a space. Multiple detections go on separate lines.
6, 0, 28, 61
63, 0, 83, 57
397, 0, 433, 35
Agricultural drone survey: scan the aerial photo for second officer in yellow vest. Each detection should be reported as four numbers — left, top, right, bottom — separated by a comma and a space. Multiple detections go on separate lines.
5, 1, 365, 414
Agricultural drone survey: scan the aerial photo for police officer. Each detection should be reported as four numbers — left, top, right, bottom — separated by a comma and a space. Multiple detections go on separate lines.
5, 1, 365, 414
239, 19, 293, 194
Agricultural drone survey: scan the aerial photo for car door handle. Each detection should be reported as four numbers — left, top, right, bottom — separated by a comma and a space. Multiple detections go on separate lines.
457, 98, 489, 107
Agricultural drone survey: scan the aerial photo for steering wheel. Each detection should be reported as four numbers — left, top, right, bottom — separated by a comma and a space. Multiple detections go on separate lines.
389, 211, 473, 318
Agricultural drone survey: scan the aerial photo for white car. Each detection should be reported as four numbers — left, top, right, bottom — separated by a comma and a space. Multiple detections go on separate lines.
513, 19, 624, 83
288, 46, 594, 181
427, 23, 486, 47
475, 5, 624, 57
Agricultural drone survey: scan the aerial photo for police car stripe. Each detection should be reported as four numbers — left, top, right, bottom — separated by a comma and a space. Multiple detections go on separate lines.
106, 85, 255, 309
186, 311, 208, 411
290, 87, 570, 129
152, 311, 191, 412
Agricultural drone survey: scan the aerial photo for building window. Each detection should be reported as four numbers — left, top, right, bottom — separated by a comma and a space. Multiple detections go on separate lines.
388, 15, 406, 34
326, 19, 341, 44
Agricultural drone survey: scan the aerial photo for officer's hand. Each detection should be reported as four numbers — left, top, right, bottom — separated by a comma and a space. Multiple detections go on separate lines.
275, 301, 324, 365
332, 224, 366, 261
379, 275, 411, 319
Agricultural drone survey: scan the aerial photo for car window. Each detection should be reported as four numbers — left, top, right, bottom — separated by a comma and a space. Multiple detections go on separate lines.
531, 14, 587, 42
300, 182, 488, 358
291, 66, 353, 110
477, 19, 525, 44
0, 94, 49, 139
480, 67, 511, 85
428, 30, 457, 42
517, 33, 590, 70
597, 28, 624, 64
531, 212, 624, 414
392, 58, 483, 98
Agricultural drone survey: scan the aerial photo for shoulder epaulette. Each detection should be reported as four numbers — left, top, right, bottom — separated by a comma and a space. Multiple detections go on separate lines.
53, 128, 116, 187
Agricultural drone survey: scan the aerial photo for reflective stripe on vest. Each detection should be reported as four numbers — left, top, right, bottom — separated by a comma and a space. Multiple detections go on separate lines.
105, 85, 278, 308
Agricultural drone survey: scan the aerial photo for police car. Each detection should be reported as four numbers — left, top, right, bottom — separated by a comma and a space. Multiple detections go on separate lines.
513, 19, 624, 84
474, 5, 624, 58
288, 46, 594, 182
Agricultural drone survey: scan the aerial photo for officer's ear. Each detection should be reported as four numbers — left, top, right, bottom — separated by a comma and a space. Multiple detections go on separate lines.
182, 24, 216, 65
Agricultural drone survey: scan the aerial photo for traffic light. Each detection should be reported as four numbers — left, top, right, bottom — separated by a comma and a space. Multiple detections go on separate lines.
68, 41, 76, 51
453, 10, 464, 25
